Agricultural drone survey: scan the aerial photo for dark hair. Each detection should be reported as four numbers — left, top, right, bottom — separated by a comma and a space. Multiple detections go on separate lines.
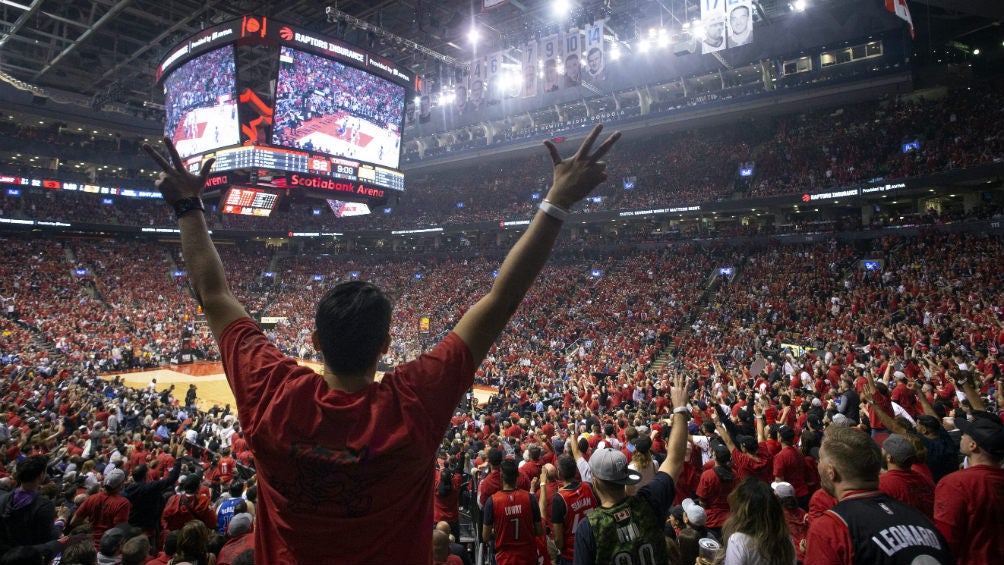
120, 537, 150, 565
61, 541, 97, 565
163, 531, 179, 556
436, 466, 455, 498
232, 549, 255, 565
315, 281, 392, 375
131, 464, 147, 483
722, 478, 795, 564
557, 455, 577, 481
500, 459, 519, 486
229, 481, 245, 498
0, 546, 44, 565
14, 455, 48, 485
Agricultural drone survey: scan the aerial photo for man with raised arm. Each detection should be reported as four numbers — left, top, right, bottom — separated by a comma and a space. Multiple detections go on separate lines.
143, 124, 620, 565
572, 374, 692, 565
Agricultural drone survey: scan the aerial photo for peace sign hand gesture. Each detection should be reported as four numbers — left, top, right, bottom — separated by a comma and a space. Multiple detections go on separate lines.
142, 137, 216, 205
543, 124, 621, 210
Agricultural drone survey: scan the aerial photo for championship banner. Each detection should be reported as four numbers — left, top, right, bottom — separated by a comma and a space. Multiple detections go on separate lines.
700, 0, 727, 54
541, 34, 562, 93
563, 29, 582, 87
726, 0, 754, 48
521, 40, 538, 97
584, 20, 605, 82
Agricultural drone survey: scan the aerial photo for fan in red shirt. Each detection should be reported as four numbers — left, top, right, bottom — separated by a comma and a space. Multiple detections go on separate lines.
216, 447, 237, 485
934, 410, 1004, 565
483, 459, 543, 565
216, 512, 254, 565
773, 426, 810, 509
433, 462, 463, 540
696, 444, 736, 535
69, 468, 132, 551
143, 126, 621, 565
877, 434, 935, 520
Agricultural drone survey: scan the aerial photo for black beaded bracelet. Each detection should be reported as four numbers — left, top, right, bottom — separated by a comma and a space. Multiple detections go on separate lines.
172, 197, 205, 219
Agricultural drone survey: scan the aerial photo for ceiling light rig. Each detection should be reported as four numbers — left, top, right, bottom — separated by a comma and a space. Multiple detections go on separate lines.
324, 6, 468, 73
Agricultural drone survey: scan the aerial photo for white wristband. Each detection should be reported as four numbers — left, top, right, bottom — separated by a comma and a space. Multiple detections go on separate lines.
673, 405, 691, 415
539, 200, 569, 221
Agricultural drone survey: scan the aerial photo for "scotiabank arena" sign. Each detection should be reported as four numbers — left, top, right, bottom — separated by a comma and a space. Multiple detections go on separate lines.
286, 174, 386, 200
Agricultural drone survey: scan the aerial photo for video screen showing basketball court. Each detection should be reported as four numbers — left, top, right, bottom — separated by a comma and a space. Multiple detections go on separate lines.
272, 46, 405, 169
163, 45, 241, 159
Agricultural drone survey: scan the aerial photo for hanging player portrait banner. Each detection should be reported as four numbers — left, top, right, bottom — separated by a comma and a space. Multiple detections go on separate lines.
562, 28, 582, 88
700, 0, 727, 54
482, 0, 509, 10
468, 56, 487, 112
726, 0, 754, 48
521, 40, 538, 97
541, 34, 562, 93
584, 20, 605, 82
485, 51, 502, 104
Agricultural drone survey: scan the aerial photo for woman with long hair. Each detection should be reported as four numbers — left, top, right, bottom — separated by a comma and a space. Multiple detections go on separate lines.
716, 478, 795, 565
171, 520, 216, 565
627, 435, 658, 495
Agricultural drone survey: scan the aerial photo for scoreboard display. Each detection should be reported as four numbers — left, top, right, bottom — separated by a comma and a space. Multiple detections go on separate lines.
221, 187, 278, 216
158, 15, 415, 207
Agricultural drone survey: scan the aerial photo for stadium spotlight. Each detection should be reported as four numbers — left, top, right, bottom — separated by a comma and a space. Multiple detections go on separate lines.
610, 44, 621, 60
972, 48, 980, 55
792, 0, 807, 12
467, 27, 480, 44
638, 38, 651, 53
691, 20, 705, 40
657, 29, 670, 48
553, 0, 571, 18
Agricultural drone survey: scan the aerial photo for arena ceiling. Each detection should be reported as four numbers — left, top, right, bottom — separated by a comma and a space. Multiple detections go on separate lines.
0, 0, 999, 116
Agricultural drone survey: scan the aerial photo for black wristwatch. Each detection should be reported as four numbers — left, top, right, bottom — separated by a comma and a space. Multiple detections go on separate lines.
172, 197, 205, 219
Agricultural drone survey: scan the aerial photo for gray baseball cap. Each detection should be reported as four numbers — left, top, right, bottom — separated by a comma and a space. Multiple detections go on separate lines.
589, 448, 641, 485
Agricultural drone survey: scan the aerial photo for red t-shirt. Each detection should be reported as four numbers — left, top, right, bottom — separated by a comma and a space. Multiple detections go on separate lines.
74, 491, 131, 550
879, 468, 935, 520
433, 470, 462, 523
807, 489, 838, 526
696, 468, 735, 528
934, 464, 1004, 565
773, 446, 809, 498
220, 318, 476, 565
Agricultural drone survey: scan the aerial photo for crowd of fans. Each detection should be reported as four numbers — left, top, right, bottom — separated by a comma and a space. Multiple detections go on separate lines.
163, 46, 239, 145
272, 49, 405, 152
2, 59, 1004, 564
2, 225, 1003, 563
3, 83, 1001, 236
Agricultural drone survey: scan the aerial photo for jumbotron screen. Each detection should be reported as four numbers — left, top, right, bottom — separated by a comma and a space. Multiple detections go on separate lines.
163, 45, 241, 159
272, 46, 405, 170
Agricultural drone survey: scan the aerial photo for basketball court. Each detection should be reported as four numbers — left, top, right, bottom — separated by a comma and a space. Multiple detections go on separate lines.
121, 360, 496, 416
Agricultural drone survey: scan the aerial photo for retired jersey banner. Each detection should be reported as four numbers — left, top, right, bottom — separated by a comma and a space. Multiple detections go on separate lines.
521, 40, 538, 97
727, 0, 754, 47
700, 0, 727, 54
541, 34, 562, 93
584, 20, 605, 82
468, 56, 487, 112
485, 51, 502, 104
562, 29, 582, 87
